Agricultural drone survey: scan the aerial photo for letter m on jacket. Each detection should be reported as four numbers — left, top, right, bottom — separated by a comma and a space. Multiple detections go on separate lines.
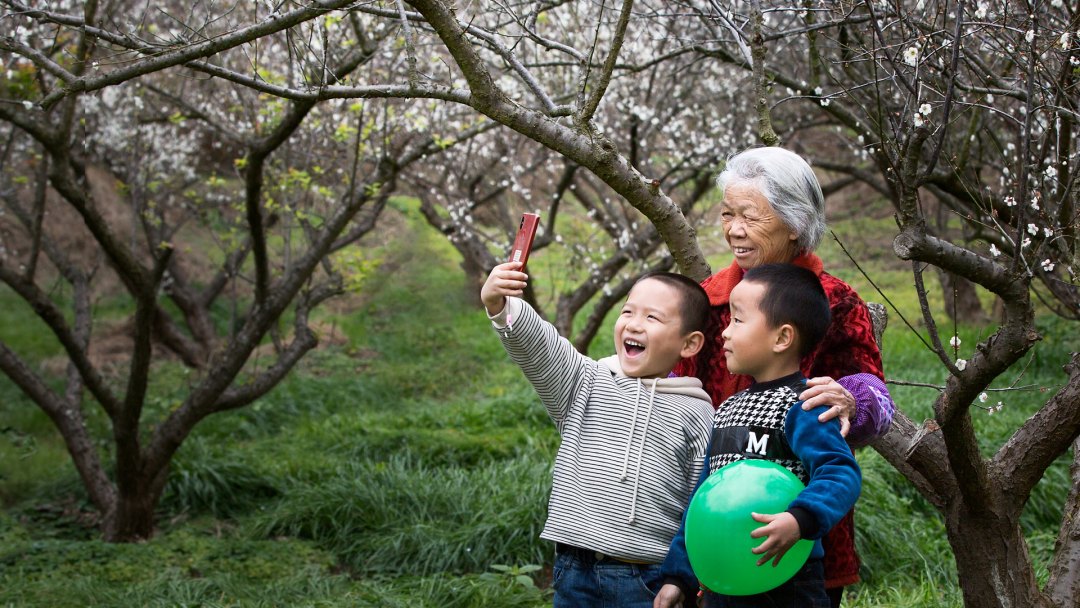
747, 431, 769, 455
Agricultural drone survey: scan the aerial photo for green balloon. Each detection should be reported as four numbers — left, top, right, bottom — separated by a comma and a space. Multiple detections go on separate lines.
685, 460, 814, 596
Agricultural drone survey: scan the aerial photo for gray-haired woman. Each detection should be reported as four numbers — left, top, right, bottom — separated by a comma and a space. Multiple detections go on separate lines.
656, 147, 895, 608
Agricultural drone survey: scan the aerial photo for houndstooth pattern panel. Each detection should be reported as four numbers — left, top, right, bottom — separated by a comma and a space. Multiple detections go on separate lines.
708, 386, 809, 483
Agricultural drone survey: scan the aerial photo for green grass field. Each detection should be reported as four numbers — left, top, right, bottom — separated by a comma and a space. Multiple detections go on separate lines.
1, 200, 1076, 607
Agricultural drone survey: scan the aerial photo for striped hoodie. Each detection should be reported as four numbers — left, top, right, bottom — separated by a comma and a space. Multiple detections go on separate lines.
491, 297, 713, 563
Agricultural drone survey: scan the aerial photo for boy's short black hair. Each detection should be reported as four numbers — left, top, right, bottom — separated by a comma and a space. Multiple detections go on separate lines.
741, 263, 831, 358
632, 272, 710, 335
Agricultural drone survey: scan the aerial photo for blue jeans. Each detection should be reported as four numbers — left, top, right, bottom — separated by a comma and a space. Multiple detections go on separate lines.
551, 546, 663, 608
704, 559, 829, 608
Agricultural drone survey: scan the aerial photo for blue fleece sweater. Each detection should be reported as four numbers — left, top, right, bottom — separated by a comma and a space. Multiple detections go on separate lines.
660, 372, 861, 598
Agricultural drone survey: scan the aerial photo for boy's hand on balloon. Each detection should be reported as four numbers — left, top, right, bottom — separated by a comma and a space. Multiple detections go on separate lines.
481, 262, 528, 316
749, 511, 801, 567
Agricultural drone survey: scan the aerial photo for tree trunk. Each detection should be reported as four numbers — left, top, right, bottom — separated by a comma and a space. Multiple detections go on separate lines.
1047, 438, 1080, 604
948, 504, 1051, 608
101, 467, 168, 542
460, 253, 487, 307
938, 270, 986, 324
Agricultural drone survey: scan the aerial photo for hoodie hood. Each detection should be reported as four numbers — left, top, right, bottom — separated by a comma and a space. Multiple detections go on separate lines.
599, 355, 712, 406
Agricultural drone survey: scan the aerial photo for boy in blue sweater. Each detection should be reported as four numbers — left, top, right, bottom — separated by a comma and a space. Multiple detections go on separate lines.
655, 263, 862, 608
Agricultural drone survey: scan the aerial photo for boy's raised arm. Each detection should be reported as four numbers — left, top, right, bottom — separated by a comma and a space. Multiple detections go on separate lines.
482, 263, 591, 426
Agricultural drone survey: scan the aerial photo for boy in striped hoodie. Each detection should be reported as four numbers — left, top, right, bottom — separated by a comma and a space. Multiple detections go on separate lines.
482, 262, 714, 608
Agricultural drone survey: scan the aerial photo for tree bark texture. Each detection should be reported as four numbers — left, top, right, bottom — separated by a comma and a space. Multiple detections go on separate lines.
1047, 438, 1080, 604
947, 508, 1050, 608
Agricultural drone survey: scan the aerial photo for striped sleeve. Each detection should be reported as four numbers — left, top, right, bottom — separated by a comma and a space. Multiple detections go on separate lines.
491, 297, 589, 427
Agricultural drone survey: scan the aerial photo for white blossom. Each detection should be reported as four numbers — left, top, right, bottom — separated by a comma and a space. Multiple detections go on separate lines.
820, 98, 831, 107
1044, 227, 1053, 238
955, 358, 968, 371
1026, 30, 1035, 43
1042, 259, 1055, 271
22, 101, 33, 110
1061, 32, 1072, 50
990, 244, 1001, 257
913, 113, 925, 127
1004, 196, 1016, 207
1028, 223, 1039, 235
919, 103, 932, 115
975, 1, 989, 18
903, 46, 919, 66
1022, 237, 1032, 248
950, 335, 962, 348
979, 392, 989, 403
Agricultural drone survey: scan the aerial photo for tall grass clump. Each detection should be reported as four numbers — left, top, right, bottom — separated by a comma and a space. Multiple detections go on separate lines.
853, 451, 957, 596
249, 454, 552, 575
158, 439, 279, 518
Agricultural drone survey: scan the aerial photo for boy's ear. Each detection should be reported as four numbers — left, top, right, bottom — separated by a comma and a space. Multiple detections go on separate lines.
772, 324, 798, 354
681, 331, 706, 359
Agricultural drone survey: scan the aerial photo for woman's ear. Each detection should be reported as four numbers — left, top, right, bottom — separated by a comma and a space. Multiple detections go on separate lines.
681, 331, 706, 359
773, 324, 797, 354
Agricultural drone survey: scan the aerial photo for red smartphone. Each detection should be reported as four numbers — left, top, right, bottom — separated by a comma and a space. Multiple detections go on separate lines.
509, 213, 540, 272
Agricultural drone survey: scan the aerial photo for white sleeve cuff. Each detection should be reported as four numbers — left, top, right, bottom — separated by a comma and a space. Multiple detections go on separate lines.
488, 297, 522, 329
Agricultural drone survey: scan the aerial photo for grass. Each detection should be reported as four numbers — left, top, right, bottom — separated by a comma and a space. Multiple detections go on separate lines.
1, 199, 1078, 606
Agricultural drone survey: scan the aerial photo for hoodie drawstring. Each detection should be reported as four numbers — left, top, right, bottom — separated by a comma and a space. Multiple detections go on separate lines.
619, 380, 643, 482
628, 378, 658, 524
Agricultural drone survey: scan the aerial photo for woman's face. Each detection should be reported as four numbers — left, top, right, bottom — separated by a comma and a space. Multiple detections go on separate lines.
720, 181, 801, 270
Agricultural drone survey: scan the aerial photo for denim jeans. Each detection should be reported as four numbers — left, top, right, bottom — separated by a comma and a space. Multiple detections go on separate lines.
703, 559, 829, 608
551, 546, 663, 608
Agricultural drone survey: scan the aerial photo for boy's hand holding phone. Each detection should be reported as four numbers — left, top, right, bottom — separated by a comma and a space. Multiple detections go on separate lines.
749, 511, 801, 567
481, 262, 528, 316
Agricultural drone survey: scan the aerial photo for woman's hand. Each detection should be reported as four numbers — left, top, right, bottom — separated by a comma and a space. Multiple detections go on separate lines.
480, 262, 527, 316
799, 376, 855, 437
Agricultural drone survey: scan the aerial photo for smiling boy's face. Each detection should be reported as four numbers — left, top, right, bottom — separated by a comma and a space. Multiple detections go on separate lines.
614, 279, 700, 379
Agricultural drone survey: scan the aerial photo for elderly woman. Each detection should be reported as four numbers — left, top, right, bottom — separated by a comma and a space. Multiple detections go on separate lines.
657, 147, 894, 608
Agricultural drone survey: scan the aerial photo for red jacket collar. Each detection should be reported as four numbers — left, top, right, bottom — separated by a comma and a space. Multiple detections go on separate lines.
702, 253, 825, 306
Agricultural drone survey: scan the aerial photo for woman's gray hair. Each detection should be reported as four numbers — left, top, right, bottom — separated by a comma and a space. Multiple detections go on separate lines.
715, 147, 826, 253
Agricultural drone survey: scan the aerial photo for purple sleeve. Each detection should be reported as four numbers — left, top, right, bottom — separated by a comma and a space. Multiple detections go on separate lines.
837, 373, 895, 448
